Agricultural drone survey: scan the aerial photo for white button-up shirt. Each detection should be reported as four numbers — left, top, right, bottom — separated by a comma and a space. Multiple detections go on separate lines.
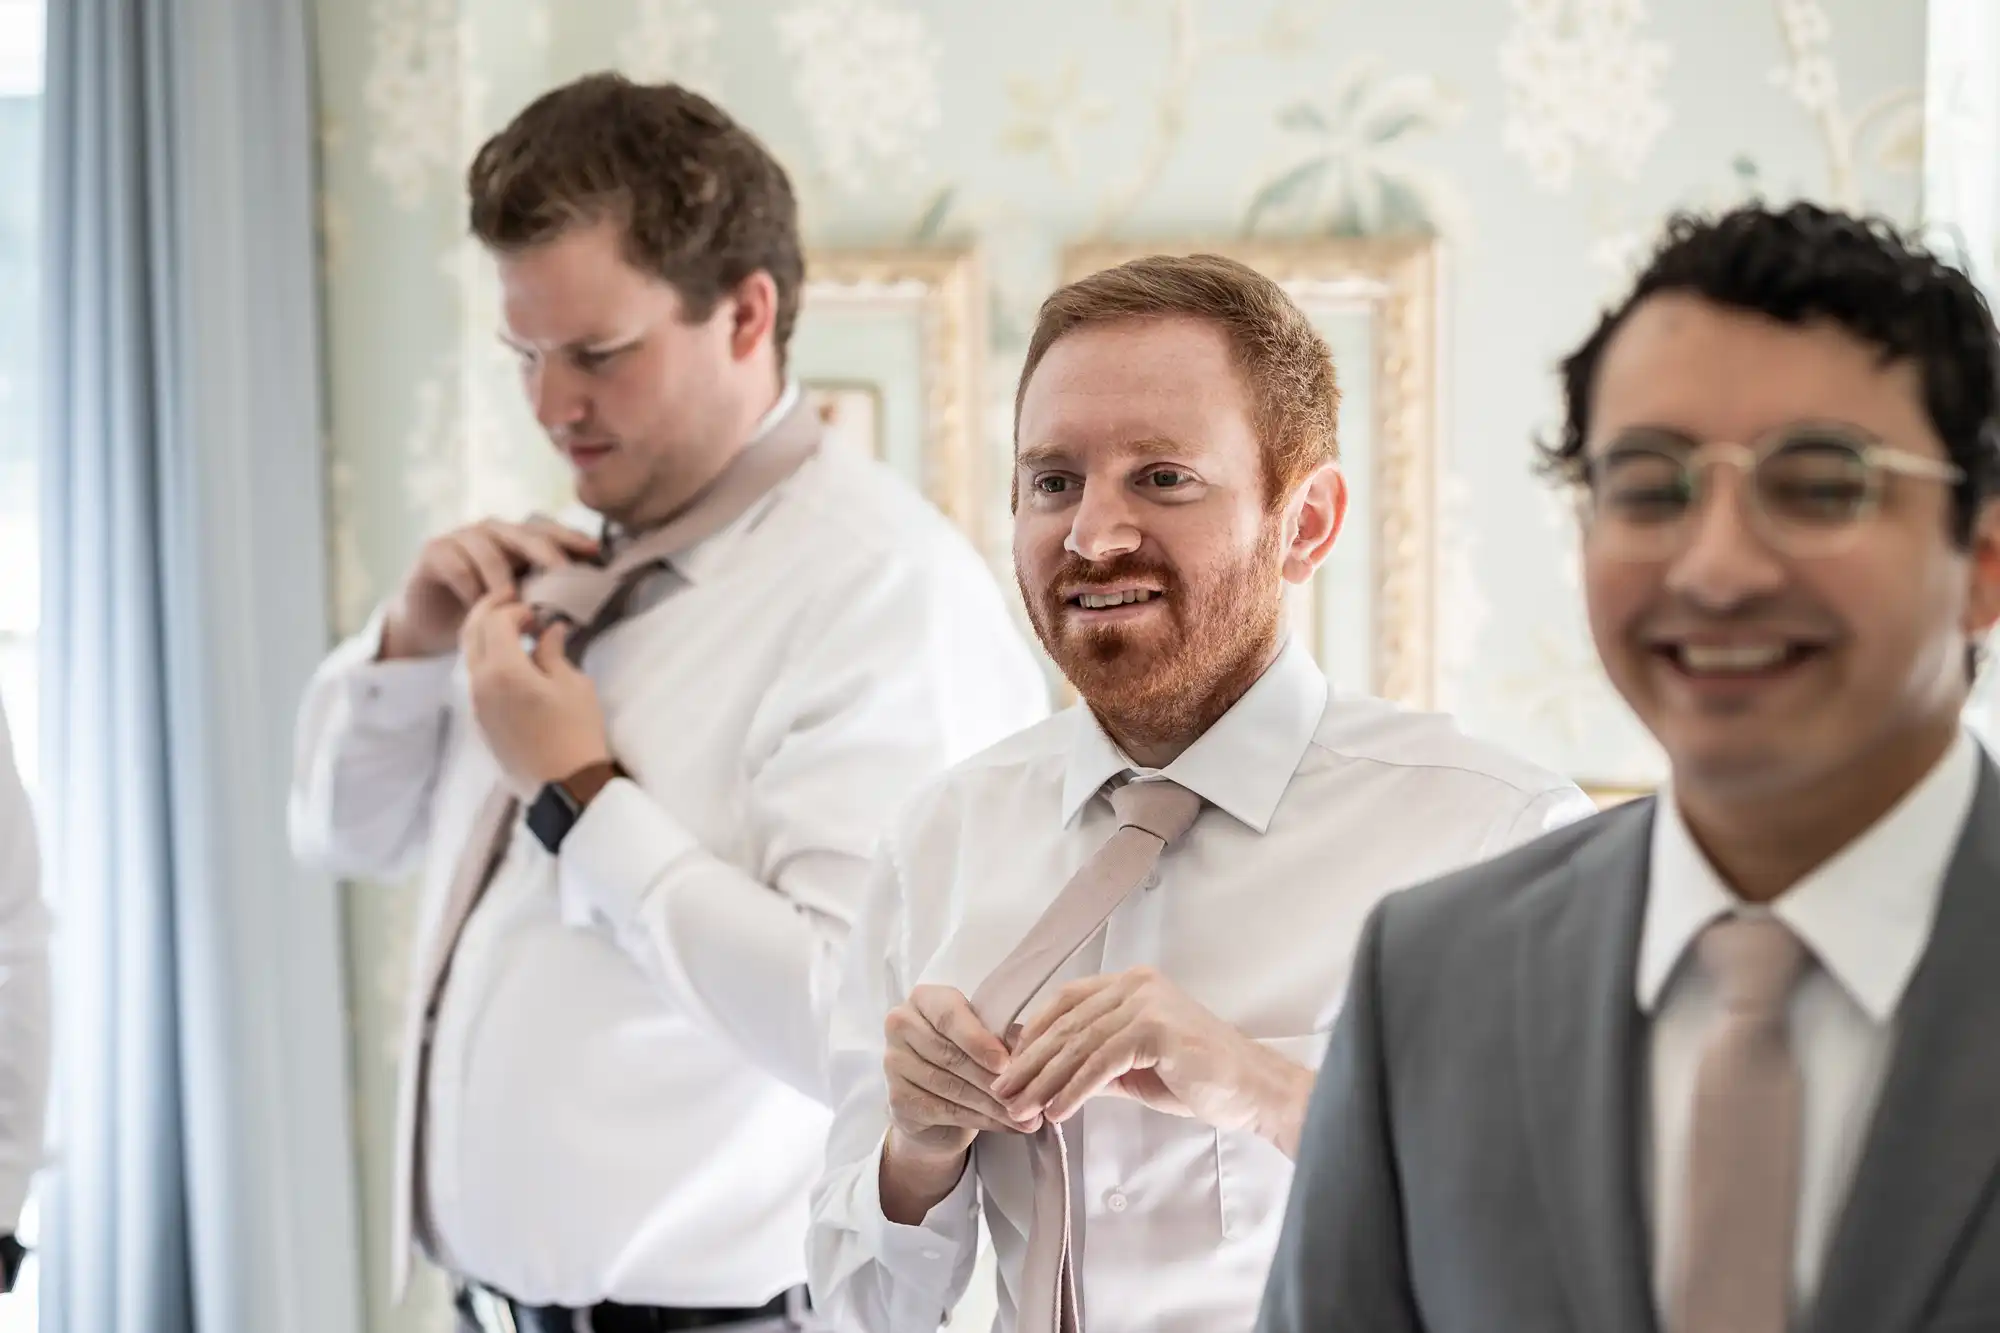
1639, 730, 1980, 1325
0, 696, 48, 1236
809, 638, 1595, 1332
288, 400, 1050, 1307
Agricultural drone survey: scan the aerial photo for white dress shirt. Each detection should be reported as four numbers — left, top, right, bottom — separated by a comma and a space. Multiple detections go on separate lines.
809, 637, 1595, 1332
289, 392, 1050, 1306
0, 697, 48, 1235
1639, 730, 1982, 1326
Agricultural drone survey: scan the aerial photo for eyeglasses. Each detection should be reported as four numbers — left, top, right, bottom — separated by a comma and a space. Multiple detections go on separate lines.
1577, 424, 1964, 560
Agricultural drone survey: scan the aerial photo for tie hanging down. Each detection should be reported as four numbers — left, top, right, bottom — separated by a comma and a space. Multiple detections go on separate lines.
968, 778, 1205, 1333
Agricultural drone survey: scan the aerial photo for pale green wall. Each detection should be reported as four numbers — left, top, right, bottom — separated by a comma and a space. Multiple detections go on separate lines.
312, 2, 1926, 1327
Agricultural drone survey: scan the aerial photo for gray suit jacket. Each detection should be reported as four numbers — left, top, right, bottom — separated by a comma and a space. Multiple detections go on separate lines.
1258, 758, 2000, 1333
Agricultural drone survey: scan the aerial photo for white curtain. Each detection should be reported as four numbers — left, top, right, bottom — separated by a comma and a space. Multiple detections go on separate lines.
39, 0, 363, 1328
1923, 1, 2000, 737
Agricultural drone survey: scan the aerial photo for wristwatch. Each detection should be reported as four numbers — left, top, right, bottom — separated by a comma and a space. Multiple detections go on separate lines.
526, 759, 625, 855
0, 1233, 25, 1292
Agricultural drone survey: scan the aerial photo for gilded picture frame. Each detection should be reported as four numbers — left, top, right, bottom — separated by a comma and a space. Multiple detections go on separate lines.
803, 380, 886, 460
792, 247, 988, 552
1060, 238, 1443, 709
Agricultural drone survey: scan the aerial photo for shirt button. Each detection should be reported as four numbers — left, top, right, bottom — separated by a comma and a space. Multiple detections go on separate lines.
1106, 1190, 1128, 1212
922, 1248, 942, 1261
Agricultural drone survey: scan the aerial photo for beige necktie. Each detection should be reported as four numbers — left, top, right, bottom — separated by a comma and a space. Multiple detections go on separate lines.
402, 400, 819, 1259
968, 777, 1205, 1333
1670, 914, 1809, 1333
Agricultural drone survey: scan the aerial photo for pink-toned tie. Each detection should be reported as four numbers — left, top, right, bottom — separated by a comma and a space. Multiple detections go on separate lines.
400, 401, 819, 1262
1670, 914, 1809, 1333
968, 778, 1204, 1333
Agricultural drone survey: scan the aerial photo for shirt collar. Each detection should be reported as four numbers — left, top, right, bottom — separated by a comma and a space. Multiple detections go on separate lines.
601, 380, 803, 581
1637, 729, 1981, 1022
754, 380, 802, 441
1058, 634, 1328, 833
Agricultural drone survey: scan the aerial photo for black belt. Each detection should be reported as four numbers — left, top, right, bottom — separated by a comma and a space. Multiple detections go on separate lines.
457, 1281, 806, 1332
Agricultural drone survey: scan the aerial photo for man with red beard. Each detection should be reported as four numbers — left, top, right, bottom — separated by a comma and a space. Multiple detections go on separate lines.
806, 254, 1593, 1332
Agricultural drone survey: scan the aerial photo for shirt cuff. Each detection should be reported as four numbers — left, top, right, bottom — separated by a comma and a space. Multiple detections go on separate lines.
856, 1132, 979, 1314
1259, 1030, 1333, 1072
558, 776, 701, 929
339, 610, 458, 726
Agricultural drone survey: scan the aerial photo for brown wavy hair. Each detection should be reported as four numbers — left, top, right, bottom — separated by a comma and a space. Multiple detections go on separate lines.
467, 72, 804, 372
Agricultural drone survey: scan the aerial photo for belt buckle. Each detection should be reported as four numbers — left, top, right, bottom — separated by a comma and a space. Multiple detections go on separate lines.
467, 1286, 520, 1333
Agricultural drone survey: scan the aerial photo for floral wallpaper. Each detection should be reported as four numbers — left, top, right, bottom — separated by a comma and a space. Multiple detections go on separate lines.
310, 1, 1925, 1327
1500, 0, 1672, 195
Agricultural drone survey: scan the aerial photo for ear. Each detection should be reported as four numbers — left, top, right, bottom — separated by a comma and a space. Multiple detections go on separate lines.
726, 270, 780, 364
1280, 463, 1347, 585
1963, 496, 2000, 641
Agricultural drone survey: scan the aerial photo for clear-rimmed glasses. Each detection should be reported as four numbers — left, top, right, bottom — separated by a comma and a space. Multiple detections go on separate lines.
1576, 422, 1964, 560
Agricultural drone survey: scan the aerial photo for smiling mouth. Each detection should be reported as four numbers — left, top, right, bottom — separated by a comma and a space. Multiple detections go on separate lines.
1066, 588, 1164, 610
1652, 641, 1825, 678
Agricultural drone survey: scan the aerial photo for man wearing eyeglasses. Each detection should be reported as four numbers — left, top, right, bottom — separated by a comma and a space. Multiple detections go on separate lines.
1260, 202, 2000, 1333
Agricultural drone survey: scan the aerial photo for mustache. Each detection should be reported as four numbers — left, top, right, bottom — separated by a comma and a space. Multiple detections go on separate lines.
1043, 552, 1180, 600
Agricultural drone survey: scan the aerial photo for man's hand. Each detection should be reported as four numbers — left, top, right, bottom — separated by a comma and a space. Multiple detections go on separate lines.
462, 593, 612, 794
380, 516, 599, 660
990, 966, 1315, 1157
878, 985, 1040, 1224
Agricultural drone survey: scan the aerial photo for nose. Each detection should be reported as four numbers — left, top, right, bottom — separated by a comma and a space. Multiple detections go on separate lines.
526, 359, 589, 436
1064, 479, 1143, 562
1661, 466, 1788, 609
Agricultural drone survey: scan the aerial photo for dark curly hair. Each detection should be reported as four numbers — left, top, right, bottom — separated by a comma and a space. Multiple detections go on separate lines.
467, 73, 803, 374
1543, 201, 2000, 548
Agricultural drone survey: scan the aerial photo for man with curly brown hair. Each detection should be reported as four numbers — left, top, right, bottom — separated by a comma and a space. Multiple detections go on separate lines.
288, 74, 1047, 1333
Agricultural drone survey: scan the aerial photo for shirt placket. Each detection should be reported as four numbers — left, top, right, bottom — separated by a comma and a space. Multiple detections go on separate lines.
1075, 865, 1168, 1326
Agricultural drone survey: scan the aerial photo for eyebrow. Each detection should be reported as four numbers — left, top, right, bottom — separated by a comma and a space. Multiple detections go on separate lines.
1598, 417, 1881, 448
1015, 436, 1192, 470
1598, 423, 1699, 445
496, 330, 639, 356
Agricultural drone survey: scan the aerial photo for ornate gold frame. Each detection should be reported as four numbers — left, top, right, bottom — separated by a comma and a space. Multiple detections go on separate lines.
802, 247, 988, 551
1060, 238, 1442, 708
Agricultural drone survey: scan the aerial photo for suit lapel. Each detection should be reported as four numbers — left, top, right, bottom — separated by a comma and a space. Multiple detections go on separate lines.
1807, 756, 2000, 1333
1514, 800, 1660, 1333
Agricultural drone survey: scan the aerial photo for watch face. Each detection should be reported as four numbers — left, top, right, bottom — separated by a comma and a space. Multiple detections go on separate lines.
526, 783, 580, 854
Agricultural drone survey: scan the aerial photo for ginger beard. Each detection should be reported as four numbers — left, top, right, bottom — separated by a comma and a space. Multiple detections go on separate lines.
1023, 515, 1288, 751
